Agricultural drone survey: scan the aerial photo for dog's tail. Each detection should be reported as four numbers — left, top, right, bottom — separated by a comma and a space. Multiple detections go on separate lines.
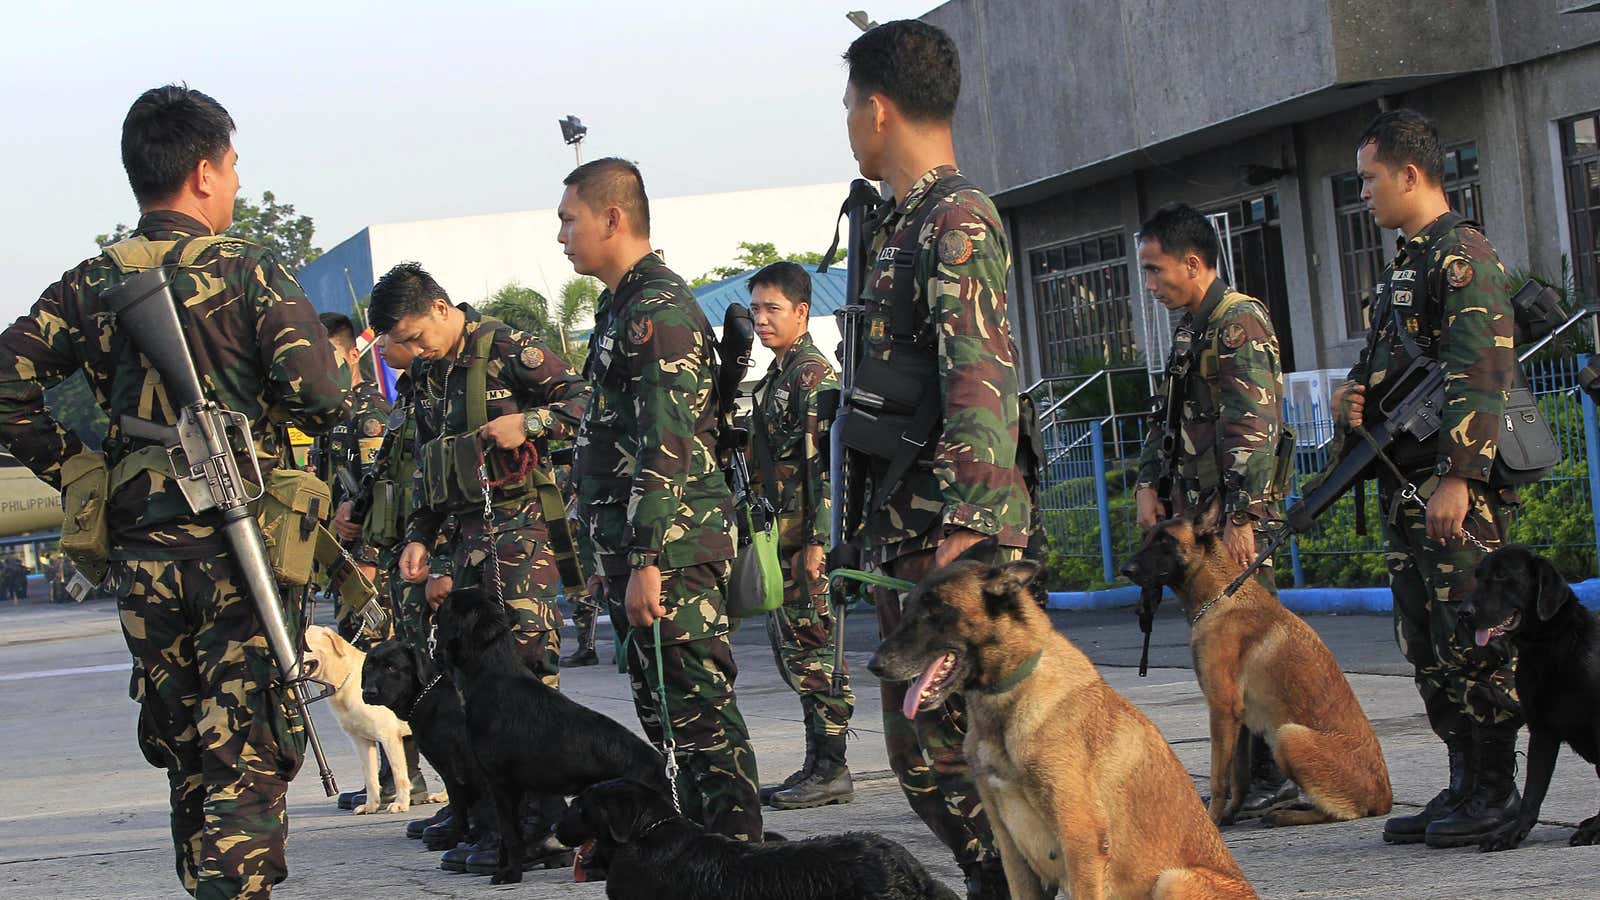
1274, 722, 1394, 819
1154, 866, 1257, 900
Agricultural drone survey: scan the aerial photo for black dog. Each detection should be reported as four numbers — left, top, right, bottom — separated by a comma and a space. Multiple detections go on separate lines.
362, 640, 486, 851
435, 588, 671, 884
1460, 546, 1600, 851
557, 778, 959, 900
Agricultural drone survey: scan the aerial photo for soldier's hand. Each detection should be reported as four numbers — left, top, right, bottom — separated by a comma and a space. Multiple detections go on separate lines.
1136, 488, 1167, 529
1221, 521, 1256, 570
587, 575, 607, 604
1426, 476, 1471, 543
399, 542, 431, 583
625, 565, 666, 628
333, 500, 362, 542
426, 574, 453, 609
1333, 382, 1365, 429
794, 544, 826, 586
933, 528, 986, 570
478, 413, 527, 450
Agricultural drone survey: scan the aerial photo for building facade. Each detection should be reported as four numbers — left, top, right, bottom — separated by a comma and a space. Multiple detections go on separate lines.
923, 0, 1600, 391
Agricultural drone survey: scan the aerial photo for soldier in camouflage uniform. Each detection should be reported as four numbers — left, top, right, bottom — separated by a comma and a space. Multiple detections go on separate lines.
313, 312, 391, 645
744, 261, 856, 809
560, 158, 762, 842
1332, 110, 1522, 849
369, 263, 587, 691
840, 22, 1032, 899
1132, 202, 1296, 817
557, 462, 602, 666
0, 86, 350, 899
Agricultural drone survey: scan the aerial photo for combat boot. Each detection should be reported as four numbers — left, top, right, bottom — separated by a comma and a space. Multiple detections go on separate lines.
440, 830, 496, 873
562, 613, 599, 667
1384, 737, 1474, 843
465, 831, 574, 874
770, 733, 854, 809
1236, 735, 1300, 819
760, 731, 817, 806
960, 856, 1009, 900
407, 805, 452, 839
1425, 728, 1521, 848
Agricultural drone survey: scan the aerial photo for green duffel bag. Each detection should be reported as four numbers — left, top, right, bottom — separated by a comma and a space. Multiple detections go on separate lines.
727, 505, 783, 618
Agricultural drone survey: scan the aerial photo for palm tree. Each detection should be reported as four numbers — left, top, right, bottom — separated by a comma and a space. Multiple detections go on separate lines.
482, 283, 556, 343
557, 276, 600, 357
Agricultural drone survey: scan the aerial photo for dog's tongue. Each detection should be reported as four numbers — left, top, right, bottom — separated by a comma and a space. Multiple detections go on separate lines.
1475, 628, 1492, 648
903, 653, 949, 720
572, 840, 595, 883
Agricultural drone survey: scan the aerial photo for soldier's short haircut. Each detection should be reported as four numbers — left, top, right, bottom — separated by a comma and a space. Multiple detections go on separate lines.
1357, 109, 1445, 186
746, 261, 812, 309
844, 20, 960, 123
319, 312, 356, 351
368, 262, 451, 333
120, 84, 236, 207
563, 158, 651, 238
1138, 203, 1221, 269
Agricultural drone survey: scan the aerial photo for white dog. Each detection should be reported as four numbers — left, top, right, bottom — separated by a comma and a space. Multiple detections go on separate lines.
303, 626, 441, 814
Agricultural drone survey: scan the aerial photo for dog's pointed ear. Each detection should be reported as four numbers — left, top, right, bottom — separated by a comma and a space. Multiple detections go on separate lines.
986, 559, 1042, 595
1535, 554, 1571, 621
1191, 499, 1223, 538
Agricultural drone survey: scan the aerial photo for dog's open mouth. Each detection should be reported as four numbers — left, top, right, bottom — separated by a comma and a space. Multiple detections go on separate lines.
903, 651, 961, 720
1475, 611, 1521, 647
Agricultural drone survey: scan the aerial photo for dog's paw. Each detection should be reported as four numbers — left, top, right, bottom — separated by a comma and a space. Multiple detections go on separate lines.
491, 868, 523, 885
1207, 797, 1237, 827
353, 802, 380, 815
1480, 820, 1531, 852
424, 791, 448, 804
383, 801, 408, 814
1570, 816, 1600, 846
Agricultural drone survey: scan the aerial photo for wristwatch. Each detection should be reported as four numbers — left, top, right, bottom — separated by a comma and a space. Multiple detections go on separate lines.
626, 550, 659, 570
523, 410, 546, 439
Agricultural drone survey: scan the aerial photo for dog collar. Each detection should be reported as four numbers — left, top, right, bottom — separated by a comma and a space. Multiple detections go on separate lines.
636, 816, 675, 840
405, 674, 445, 719
984, 650, 1042, 694
1189, 589, 1230, 624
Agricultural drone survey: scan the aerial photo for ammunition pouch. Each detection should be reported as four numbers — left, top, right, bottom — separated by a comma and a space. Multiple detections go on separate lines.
254, 468, 335, 587
59, 449, 111, 583
841, 354, 941, 508
361, 476, 412, 549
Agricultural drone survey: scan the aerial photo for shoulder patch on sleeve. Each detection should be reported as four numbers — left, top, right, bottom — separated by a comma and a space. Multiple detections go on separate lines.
937, 230, 974, 266
627, 318, 654, 345
796, 361, 826, 391
520, 345, 545, 369
1445, 257, 1474, 289
1220, 322, 1248, 350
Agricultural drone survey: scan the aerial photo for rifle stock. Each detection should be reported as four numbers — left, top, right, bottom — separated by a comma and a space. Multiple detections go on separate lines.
104, 267, 339, 796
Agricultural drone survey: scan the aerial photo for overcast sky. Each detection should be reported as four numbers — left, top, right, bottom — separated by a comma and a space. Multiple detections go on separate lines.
0, 0, 936, 324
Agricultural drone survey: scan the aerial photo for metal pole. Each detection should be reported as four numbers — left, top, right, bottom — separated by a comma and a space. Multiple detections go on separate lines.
574, 140, 583, 167
1091, 419, 1115, 584
1582, 357, 1600, 576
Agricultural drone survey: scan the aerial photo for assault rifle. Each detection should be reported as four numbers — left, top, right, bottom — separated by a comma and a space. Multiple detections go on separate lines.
104, 268, 339, 796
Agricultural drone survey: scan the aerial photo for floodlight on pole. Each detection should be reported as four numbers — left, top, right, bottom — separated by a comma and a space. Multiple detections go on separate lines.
846, 10, 877, 32
558, 115, 587, 166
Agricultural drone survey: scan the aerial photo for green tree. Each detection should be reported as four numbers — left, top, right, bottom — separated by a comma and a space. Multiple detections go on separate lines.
699, 240, 830, 283
557, 277, 600, 364
96, 190, 323, 272
481, 278, 601, 368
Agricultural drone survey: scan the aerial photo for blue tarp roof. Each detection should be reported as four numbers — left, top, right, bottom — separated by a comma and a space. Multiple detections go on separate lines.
693, 266, 849, 324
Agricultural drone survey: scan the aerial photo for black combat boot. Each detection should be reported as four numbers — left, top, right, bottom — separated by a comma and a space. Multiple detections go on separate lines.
407, 805, 452, 840
760, 731, 817, 806
1236, 735, 1301, 819
1383, 737, 1474, 843
1425, 727, 1521, 848
961, 856, 1009, 900
562, 612, 599, 667
770, 733, 854, 809
440, 829, 496, 873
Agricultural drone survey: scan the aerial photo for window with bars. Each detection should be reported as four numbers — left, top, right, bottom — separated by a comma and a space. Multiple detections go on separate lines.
1331, 141, 1484, 335
1562, 112, 1600, 301
1029, 232, 1136, 376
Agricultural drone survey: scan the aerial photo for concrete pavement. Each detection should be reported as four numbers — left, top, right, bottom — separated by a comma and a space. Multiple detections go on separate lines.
3, 598, 1599, 898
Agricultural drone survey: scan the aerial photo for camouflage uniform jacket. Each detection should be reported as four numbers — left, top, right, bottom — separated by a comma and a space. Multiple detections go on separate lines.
1346, 213, 1515, 483
318, 380, 391, 563
0, 210, 349, 557
575, 251, 735, 577
404, 303, 588, 546
856, 165, 1031, 561
1135, 280, 1286, 519
749, 331, 836, 550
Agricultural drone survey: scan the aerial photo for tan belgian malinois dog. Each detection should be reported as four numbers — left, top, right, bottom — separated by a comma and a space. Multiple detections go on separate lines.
1123, 506, 1393, 827
870, 554, 1255, 900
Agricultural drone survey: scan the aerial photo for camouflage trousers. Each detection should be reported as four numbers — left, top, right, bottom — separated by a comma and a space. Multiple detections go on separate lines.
451, 512, 562, 690
765, 546, 854, 738
380, 544, 433, 657
604, 562, 762, 842
114, 556, 306, 900
874, 543, 1018, 869
1381, 473, 1520, 740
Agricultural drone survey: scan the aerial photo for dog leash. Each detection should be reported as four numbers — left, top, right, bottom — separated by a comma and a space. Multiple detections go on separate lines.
648, 620, 683, 815
404, 673, 444, 720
